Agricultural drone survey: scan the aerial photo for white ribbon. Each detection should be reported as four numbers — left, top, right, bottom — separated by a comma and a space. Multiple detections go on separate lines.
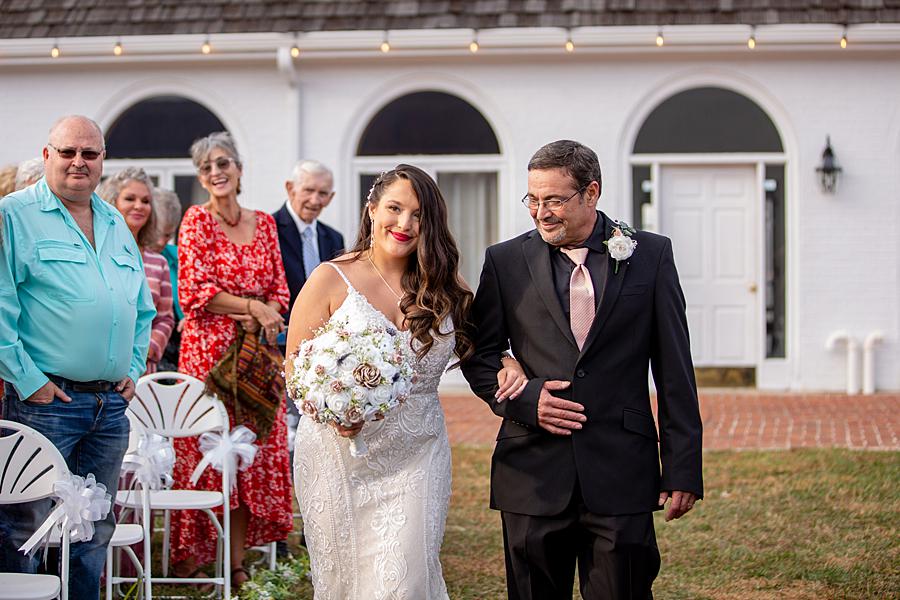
19, 473, 112, 556
121, 433, 176, 491
190, 425, 258, 491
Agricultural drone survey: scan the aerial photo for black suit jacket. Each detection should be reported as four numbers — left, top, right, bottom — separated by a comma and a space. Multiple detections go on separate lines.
461, 211, 703, 517
273, 203, 345, 317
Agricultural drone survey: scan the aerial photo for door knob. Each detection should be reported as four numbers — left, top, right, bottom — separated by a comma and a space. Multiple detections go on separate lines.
748, 283, 758, 293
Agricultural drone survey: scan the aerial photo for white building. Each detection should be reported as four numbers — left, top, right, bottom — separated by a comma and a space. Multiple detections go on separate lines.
2, 1, 898, 391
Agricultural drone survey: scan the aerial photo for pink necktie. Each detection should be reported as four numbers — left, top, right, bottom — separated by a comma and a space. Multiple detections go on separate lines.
561, 248, 594, 350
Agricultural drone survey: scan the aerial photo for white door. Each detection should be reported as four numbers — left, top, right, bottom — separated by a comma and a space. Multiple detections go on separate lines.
659, 165, 758, 366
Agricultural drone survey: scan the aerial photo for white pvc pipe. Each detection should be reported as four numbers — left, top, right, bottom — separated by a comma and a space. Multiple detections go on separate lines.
863, 331, 885, 395
825, 331, 860, 395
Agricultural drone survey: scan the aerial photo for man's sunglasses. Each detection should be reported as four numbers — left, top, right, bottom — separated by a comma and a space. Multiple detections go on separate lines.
48, 143, 103, 161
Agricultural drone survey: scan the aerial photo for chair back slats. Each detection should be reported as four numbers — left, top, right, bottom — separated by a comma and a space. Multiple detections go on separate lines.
0, 434, 24, 494
0, 420, 68, 503
131, 372, 226, 437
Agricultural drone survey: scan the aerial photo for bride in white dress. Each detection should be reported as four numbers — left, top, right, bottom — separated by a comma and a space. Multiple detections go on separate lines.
285, 165, 526, 599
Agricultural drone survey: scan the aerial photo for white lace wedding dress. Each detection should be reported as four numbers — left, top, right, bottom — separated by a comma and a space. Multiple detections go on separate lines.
293, 263, 454, 600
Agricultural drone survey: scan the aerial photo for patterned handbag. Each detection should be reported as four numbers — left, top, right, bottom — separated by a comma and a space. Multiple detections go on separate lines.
206, 324, 284, 441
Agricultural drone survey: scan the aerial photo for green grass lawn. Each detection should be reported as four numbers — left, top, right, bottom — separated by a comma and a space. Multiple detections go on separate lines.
148, 448, 899, 599
443, 447, 899, 600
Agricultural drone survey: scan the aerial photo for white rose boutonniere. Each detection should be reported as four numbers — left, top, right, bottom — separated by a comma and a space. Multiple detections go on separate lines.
603, 220, 637, 274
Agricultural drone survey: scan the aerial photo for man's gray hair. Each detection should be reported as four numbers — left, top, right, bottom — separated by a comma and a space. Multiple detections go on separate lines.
15, 158, 44, 190
527, 140, 602, 193
290, 160, 333, 184
154, 187, 183, 232
190, 131, 241, 170
48, 115, 105, 149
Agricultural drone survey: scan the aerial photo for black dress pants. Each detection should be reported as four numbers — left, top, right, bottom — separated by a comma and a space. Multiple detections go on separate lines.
501, 485, 660, 600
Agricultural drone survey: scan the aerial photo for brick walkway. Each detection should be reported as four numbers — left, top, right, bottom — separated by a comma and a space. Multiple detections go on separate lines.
441, 391, 900, 450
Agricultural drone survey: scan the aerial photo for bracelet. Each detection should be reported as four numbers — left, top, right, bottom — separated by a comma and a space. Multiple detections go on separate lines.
500, 351, 513, 363
246, 298, 253, 314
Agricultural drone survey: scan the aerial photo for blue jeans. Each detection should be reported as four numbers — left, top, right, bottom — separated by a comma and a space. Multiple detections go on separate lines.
0, 384, 129, 600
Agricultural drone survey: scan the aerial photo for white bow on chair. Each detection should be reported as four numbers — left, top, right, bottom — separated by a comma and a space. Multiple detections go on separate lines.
190, 425, 258, 491
121, 433, 176, 491
19, 473, 112, 555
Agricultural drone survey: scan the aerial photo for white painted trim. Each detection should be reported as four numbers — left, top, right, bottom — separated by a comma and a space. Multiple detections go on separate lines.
631, 153, 786, 165
3, 24, 898, 65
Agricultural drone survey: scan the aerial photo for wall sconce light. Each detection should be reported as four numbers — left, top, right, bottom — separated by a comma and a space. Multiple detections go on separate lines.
816, 136, 842, 193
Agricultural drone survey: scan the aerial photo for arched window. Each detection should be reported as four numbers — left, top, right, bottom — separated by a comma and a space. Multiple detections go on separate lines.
633, 87, 783, 154
106, 96, 226, 159
358, 91, 500, 156
104, 96, 228, 219
631, 86, 786, 367
355, 91, 502, 289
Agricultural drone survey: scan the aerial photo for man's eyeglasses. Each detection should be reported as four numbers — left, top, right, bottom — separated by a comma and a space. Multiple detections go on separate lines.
521, 187, 585, 211
199, 157, 237, 175
48, 143, 103, 161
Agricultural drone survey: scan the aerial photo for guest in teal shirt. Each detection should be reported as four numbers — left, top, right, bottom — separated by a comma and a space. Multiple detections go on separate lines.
0, 176, 155, 398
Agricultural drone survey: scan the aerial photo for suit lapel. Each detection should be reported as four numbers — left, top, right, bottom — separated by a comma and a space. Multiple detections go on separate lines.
580, 218, 627, 355
317, 227, 332, 262
276, 206, 304, 272
522, 232, 579, 350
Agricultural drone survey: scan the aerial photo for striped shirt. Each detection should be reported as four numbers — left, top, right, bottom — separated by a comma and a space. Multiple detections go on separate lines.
142, 250, 175, 374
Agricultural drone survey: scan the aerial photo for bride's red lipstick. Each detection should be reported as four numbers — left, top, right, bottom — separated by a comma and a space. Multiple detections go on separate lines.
391, 231, 412, 242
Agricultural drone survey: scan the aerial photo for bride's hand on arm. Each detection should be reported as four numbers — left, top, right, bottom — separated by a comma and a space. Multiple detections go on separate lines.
496, 355, 528, 402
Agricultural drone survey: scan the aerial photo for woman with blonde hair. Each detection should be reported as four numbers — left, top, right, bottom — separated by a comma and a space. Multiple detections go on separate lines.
98, 167, 174, 373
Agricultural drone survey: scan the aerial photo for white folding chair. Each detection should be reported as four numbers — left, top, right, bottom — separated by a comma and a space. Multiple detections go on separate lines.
119, 371, 232, 599
105, 412, 154, 600
0, 420, 71, 600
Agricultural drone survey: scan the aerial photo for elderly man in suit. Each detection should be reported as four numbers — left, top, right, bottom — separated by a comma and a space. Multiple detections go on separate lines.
273, 160, 345, 321
462, 140, 703, 599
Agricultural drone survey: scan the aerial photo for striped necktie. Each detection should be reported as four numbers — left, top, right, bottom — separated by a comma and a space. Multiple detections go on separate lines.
560, 247, 594, 350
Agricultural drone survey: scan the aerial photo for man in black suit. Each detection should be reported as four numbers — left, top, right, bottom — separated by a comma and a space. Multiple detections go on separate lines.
273, 160, 345, 320
462, 140, 703, 599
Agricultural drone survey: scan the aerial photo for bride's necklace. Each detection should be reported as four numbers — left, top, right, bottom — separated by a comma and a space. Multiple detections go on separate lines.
368, 255, 403, 307
209, 201, 241, 227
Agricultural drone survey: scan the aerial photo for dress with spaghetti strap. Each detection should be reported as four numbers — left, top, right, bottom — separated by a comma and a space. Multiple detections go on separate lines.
293, 262, 454, 600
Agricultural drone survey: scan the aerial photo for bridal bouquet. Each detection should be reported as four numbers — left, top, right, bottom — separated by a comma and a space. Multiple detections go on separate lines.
286, 312, 416, 457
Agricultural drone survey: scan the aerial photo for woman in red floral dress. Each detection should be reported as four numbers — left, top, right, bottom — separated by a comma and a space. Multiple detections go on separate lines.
173, 132, 293, 587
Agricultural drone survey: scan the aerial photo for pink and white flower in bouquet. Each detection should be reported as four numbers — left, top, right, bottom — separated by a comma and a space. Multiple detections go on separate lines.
286, 311, 416, 457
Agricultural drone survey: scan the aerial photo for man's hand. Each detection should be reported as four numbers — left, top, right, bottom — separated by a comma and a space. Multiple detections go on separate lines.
536, 380, 585, 436
25, 381, 72, 405
116, 377, 136, 401
658, 490, 698, 521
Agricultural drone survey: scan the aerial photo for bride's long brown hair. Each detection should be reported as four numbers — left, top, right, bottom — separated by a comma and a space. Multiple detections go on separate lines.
349, 165, 474, 366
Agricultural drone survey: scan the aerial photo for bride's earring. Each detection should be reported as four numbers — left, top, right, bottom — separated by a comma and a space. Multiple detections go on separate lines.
369, 217, 375, 249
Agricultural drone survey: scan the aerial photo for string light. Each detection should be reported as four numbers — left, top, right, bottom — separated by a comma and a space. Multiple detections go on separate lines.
380, 31, 390, 53
201, 38, 212, 55
565, 29, 574, 52
50, 43, 60, 58
469, 30, 479, 53
290, 44, 301, 58
655, 29, 664, 47
747, 26, 756, 49
840, 26, 848, 49
113, 40, 123, 56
